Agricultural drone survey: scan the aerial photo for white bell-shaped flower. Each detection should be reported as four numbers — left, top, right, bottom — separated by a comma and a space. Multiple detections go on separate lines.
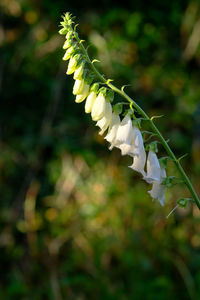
91, 93, 109, 121
118, 126, 145, 156
72, 79, 85, 95
148, 168, 166, 206
75, 83, 90, 103
104, 113, 120, 149
144, 150, 161, 183
115, 114, 133, 146
129, 148, 146, 177
96, 102, 112, 135
130, 127, 144, 156
85, 91, 96, 113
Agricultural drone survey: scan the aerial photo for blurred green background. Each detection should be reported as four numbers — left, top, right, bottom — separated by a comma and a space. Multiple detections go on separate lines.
1, 0, 200, 299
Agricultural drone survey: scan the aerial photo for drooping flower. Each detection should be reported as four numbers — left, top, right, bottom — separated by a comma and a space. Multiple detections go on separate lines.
115, 114, 133, 147
118, 126, 145, 156
130, 127, 144, 156
148, 167, 167, 206
104, 112, 120, 149
96, 101, 112, 135
129, 148, 146, 177
91, 92, 109, 121
144, 150, 161, 183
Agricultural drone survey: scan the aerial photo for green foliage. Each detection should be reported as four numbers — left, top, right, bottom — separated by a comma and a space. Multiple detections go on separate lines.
1, 0, 200, 299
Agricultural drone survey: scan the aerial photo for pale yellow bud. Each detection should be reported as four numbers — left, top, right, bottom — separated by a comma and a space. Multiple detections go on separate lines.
62, 46, 74, 61
73, 63, 84, 80
66, 55, 79, 75
85, 91, 96, 113
73, 79, 85, 95
63, 39, 71, 49
75, 84, 90, 103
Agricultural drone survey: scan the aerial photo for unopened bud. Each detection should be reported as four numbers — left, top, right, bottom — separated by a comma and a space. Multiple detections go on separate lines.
66, 54, 81, 75
59, 27, 68, 35
73, 61, 85, 80
62, 46, 76, 61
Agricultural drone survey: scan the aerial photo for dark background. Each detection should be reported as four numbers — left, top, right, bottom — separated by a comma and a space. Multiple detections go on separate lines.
0, 0, 200, 299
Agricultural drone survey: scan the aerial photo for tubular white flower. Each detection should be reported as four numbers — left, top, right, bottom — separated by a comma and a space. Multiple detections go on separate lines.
96, 102, 112, 135
72, 79, 85, 95
148, 168, 167, 206
85, 91, 96, 113
104, 113, 120, 149
129, 148, 146, 177
91, 93, 109, 121
75, 83, 90, 103
144, 150, 161, 183
73, 62, 84, 80
114, 114, 133, 155
115, 114, 133, 146
130, 127, 144, 156
117, 126, 145, 156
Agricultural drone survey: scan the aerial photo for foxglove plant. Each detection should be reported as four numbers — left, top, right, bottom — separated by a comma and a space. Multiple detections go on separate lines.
59, 12, 200, 210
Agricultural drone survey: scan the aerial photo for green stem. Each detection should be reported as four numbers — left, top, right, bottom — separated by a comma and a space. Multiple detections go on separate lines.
74, 31, 200, 210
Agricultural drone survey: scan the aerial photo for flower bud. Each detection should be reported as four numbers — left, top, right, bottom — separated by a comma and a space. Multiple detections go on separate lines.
66, 31, 73, 40
91, 92, 108, 121
73, 62, 85, 80
75, 83, 90, 103
85, 92, 96, 113
63, 39, 72, 49
73, 79, 85, 95
63, 46, 76, 61
59, 27, 68, 35
66, 54, 81, 75
85, 83, 99, 113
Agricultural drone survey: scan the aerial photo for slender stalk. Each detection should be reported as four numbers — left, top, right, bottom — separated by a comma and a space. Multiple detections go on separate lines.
73, 31, 200, 209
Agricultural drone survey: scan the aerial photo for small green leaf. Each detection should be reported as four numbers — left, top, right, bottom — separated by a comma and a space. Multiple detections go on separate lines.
162, 176, 184, 187
92, 59, 100, 64
150, 115, 164, 121
113, 103, 123, 115
159, 157, 169, 169
178, 153, 188, 162
145, 141, 158, 153
121, 84, 131, 92
106, 89, 114, 102
106, 79, 114, 84
177, 198, 193, 208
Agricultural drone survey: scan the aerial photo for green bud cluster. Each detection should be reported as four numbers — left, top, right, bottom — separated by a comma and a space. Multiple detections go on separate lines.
59, 12, 114, 107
